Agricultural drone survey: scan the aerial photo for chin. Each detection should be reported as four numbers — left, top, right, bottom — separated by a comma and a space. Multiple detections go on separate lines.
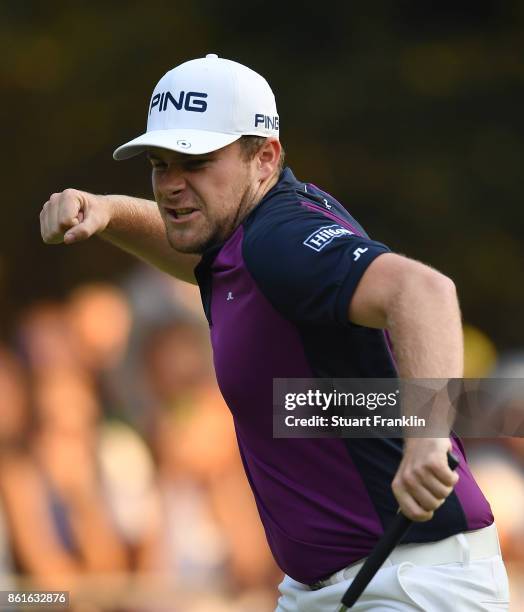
167, 234, 208, 255
169, 240, 204, 255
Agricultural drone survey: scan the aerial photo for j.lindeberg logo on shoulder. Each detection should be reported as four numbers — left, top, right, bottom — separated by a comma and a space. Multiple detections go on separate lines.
303, 224, 354, 252
353, 247, 369, 261
149, 91, 208, 114
226, 291, 234, 301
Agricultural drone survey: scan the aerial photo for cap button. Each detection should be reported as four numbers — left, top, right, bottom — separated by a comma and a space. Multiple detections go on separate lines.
206, 53, 218, 59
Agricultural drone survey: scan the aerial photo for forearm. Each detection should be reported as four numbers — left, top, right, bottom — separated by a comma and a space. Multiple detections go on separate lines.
99, 195, 199, 283
65, 489, 129, 572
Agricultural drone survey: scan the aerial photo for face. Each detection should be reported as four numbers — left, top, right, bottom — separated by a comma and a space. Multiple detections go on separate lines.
148, 141, 258, 254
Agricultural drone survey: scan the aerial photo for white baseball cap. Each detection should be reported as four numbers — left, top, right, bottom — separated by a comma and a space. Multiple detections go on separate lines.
113, 53, 279, 160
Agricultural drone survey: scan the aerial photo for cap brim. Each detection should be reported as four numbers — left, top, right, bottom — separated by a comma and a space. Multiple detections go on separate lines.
113, 129, 241, 160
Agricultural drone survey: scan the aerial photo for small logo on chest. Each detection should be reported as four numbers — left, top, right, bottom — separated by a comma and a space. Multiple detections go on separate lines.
226, 291, 234, 301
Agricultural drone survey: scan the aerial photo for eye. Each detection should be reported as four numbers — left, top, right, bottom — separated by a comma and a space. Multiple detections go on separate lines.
148, 156, 167, 170
185, 159, 209, 171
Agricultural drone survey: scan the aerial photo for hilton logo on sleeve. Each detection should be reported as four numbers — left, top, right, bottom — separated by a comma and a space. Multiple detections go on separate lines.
303, 224, 354, 252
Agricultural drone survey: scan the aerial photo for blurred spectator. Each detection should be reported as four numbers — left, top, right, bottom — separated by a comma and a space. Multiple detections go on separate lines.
464, 350, 524, 611
16, 300, 79, 375
0, 346, 25, 581
97, 419, 164, 573
123, 265, 205, 326
467, 447, 524, 611
67, 283, 132, 372
115, 264, 206, 429
66, 283, 133, 423
489, 351, 524, 462
142, 317, 213, 408
467, 447, 524, 561
142, 317, 280, 593
1, 367, 130, 590
0, 345, 30, 450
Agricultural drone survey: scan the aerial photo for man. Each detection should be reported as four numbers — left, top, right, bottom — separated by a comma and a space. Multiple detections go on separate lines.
40, 54, 508, 610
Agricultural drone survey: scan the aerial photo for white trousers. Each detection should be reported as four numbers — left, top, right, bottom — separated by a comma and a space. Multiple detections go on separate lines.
276, 549, 509, 611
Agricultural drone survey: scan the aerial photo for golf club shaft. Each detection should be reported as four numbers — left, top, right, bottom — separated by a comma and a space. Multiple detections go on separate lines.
338, 451, 459, 610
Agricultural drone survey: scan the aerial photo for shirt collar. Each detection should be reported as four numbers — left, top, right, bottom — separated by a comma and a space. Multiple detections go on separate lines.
260, 167, 299, 203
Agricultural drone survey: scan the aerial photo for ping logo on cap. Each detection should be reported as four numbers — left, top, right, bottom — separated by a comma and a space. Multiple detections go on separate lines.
149, 91, 208, 114
254, 113, 279, 130
303, 224, 354, 252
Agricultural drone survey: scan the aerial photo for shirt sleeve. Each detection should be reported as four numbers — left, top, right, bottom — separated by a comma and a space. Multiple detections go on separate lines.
243, 209, 391, 326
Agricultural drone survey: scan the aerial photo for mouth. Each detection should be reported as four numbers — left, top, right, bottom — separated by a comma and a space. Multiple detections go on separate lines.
164, 207, 201, 224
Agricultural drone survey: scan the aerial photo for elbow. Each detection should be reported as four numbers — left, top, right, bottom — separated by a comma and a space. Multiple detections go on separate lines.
393, 262, 459, 310
423, 269, 458, 303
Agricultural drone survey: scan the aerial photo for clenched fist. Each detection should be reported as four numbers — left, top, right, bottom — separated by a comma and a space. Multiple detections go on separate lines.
392, 437, 459, 522
40, 189, 112, 245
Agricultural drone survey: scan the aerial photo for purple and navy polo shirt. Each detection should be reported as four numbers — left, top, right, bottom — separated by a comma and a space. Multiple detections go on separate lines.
194, 168, 493, 585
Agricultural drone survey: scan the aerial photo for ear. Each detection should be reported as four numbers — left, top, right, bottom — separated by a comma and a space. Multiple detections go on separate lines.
256, 138, 282, 180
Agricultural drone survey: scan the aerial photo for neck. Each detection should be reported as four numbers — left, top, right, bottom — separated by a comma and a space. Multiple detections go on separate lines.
259, 169, 280, 200
212, 170, 280, 250
241, 170, 280, 220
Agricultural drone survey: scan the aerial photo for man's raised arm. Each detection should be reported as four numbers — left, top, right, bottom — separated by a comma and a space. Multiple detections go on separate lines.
40, 189, 199, 284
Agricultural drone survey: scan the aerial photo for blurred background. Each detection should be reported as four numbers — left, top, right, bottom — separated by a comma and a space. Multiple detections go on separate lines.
1, 1, 523, 610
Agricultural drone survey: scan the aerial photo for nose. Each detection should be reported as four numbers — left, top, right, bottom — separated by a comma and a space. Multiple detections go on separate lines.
155, 163, 187, 198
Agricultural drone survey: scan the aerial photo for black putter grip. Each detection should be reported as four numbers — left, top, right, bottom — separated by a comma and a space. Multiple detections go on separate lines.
340, 451, 459, 609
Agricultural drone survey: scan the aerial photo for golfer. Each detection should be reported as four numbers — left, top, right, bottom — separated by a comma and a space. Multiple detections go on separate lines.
40, 54, 509, 611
